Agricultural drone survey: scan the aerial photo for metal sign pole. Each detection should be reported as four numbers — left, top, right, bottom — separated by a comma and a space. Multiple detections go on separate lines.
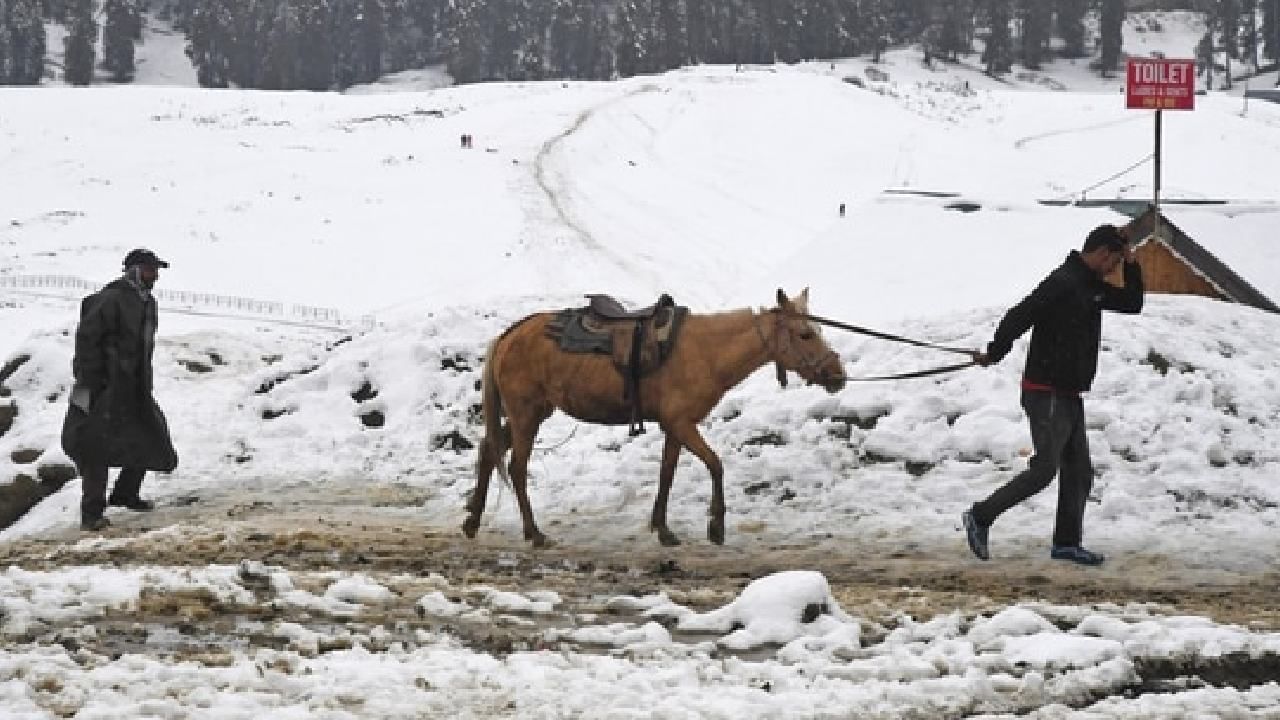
1153, 108, 1162, 242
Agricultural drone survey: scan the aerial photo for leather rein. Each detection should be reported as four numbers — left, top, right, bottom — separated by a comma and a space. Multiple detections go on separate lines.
752, 309, 978, 384
803, 313, 979, 382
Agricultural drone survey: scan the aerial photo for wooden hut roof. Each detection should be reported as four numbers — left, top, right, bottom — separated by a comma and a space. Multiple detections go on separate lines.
1124, 207, 1280, 314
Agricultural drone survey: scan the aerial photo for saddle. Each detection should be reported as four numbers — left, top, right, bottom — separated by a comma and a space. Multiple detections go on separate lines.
546, 293, 687, 435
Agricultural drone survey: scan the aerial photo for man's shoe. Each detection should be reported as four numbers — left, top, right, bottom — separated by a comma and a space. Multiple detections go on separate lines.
108, 497, 155, 512
81, 517, 111, 531
1051, 545, 1105, 566
962, 509, 990, 561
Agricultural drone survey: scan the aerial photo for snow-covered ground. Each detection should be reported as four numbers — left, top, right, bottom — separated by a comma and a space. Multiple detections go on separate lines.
2, 10, 1279, 718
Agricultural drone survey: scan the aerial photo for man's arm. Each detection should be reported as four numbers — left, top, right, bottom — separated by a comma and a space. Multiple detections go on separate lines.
981, 272, 1065, 365
71, 291, 115, 390
1101, 258, 1144, 314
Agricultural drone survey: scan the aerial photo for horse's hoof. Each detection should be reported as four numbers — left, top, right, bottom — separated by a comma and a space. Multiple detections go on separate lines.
708, 521, 725, 546
527, 530, 550, 547
657, 528, 682, 547
461, 517, 479, 539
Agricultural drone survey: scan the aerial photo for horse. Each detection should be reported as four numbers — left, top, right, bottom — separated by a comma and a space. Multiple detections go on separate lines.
464, 288, 847, 547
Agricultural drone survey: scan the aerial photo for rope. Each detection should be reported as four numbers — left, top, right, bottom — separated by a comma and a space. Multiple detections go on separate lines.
1056, 153, 1153, 202
842, 359, 977, 382
802, 313, 981, 381
804, 314, 976, 356
534, 425, 579, 452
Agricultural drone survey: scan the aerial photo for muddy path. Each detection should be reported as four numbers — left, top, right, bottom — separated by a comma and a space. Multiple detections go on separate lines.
4, 477, 1277, 636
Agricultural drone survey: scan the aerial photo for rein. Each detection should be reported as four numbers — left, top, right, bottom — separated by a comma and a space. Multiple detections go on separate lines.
803, 313, 980, 381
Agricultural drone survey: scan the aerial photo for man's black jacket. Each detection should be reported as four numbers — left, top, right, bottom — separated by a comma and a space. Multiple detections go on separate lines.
986, 250, 1143, 393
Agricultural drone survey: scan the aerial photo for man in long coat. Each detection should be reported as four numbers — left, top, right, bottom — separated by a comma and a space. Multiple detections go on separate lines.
62, 249, 178, 531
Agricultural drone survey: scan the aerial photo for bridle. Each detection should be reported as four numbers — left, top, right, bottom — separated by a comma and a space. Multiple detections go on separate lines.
754, 308, 840, 387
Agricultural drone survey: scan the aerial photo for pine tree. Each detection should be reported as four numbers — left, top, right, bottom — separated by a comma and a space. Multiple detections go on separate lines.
1054, 0, 1088, 58
63, 0, 95, 85
358, 0, 384, 82
938, 0, 973, 62
728, 0, 768, 65
442, 0, 488, 82
1240, 0, 1257, 69
614, 0, 651, 77
1266, 0, 1280, 69
1096, 0, 1123, 76
261, 0, 299, 89
103, 0, 138, 81
1018, 0, 1050, 70
864, 0, 890, 62
489, 0, 525, 80
0, 0, 11, 83
683, 0, 709, 63
185, 0, 233, 87
1196, 28, 1215, 90
333, 0, 363, 87
7, 0, 47, 83
981, 0, 1012, 74
579, 1, 612, 79
653, 0, 687, 69
513, 0, 549, 80
1218, 0, 1240, 60
295, 0, 333, 89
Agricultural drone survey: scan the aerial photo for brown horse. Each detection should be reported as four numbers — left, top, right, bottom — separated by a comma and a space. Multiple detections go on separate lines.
464, 288, 847, 547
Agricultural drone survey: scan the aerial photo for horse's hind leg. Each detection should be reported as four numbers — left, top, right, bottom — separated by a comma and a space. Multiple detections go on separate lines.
649, 431, 683, 546
463, 423, 510, 538
670, 422, 726, 545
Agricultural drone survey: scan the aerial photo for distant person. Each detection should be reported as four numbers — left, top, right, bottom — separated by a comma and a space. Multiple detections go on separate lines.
963, 225, 1143, 566
62, 249, 179, 531
839, 203, 846, 218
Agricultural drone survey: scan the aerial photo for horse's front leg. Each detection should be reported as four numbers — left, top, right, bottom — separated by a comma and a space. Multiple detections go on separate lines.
650, 431, 683, 546
671, 422, 726, 545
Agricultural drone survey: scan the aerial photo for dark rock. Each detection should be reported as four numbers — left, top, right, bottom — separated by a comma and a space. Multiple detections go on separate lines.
431, 429, 473, 451
351, 381, 378, 403
179, 359, 214, 373
36, 463, 76, 487
10, 448, 41, 464
0, 402, 16, 437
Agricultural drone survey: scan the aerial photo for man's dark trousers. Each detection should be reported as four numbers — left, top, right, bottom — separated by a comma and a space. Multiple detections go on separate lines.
970, 390, 1092, 547
79, 464, 146, 522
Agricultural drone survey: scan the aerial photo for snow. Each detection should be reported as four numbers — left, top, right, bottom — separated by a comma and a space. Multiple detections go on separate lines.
1, 9, 1279, 718
4, 563, 1280, 717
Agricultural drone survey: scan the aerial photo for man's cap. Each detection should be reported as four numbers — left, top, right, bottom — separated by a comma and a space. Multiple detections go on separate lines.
122, 248, 169, 268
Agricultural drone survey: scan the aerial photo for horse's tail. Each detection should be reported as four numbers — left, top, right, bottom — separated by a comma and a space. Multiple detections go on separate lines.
479, 337, 511, 486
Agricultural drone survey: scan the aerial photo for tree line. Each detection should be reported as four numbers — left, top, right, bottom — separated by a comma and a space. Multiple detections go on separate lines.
2, 0, 1278, 88
2, 0, 142, 83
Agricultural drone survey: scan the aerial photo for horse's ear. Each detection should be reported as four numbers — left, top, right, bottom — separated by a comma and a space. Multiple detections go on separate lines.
776, 288, 791, 310
796, 287, 810, 313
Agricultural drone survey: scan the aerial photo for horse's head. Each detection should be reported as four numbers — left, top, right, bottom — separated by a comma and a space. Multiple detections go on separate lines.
770, 288, 846, 393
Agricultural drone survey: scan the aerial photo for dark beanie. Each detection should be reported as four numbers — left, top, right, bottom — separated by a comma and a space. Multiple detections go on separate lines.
1082, 225, 1126, 253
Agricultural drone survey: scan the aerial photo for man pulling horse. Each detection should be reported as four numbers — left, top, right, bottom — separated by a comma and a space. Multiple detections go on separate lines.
465, 289, 847, 547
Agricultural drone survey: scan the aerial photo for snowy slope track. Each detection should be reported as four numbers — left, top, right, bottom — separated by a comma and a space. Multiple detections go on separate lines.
533, 84, 658, 260
1013, 114, 1146, 150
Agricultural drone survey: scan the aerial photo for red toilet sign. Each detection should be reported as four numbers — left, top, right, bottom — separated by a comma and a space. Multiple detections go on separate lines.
1126, 58, 1196, 110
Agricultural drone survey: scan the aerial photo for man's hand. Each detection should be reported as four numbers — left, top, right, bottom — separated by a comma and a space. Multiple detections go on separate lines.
969, 351, 991, 367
